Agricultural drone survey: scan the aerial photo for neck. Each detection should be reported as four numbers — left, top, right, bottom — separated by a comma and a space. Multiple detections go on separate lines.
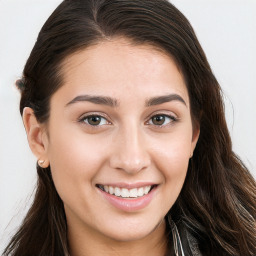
68, 219, 168, 256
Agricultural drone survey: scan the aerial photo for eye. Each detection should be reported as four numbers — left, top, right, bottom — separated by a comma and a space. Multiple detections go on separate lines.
80, 115, 109, 126
148, 114, 176, 126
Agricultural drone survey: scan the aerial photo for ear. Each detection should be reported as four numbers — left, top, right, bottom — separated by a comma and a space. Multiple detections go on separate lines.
22, 107, 50, 167
190, 124, 200, 158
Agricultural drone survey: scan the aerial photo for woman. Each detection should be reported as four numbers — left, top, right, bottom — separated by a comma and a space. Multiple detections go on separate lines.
3, 0, 256, 255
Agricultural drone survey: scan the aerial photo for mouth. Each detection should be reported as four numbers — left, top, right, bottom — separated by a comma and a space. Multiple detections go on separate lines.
96, 184, 156, 198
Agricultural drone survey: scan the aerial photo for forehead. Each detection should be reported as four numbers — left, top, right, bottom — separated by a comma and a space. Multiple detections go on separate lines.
56, 38, 189, 105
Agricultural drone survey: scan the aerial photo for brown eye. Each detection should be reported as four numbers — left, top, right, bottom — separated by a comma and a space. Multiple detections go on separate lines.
87, 116, 101, 125
149, 114, 176, 126
152, 115, 165, 125
81, 115, 109, 126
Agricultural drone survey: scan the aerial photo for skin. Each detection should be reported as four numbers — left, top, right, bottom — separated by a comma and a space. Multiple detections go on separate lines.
23, 38, 199, 256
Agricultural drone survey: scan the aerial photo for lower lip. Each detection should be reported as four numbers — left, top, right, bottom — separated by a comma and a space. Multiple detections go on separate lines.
98, 187, 157, 212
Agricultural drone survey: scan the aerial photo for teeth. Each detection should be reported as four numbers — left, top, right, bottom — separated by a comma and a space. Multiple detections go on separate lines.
144, 186, 151, 194
138, 187, 144, 197
100, 185, 153, 198
104, 185, 109, 193
109, 186, 114, 195
115, 187, 121, 197
129, 188, 138, 198
121, 188, 130, 198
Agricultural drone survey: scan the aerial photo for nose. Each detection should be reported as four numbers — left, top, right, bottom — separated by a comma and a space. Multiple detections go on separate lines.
109, 126, 151, 174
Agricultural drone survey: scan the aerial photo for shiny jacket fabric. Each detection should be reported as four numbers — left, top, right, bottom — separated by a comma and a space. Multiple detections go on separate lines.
168, 220, 202, 256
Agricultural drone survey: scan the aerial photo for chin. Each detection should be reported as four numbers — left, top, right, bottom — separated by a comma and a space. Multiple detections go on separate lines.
99, 217, 165, 242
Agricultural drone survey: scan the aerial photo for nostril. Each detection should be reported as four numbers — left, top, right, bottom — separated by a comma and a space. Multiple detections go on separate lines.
110, 157, 151, 174
109, 134, 151, 173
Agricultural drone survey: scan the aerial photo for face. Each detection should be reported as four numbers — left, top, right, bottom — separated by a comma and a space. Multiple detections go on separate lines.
42, 39, 199, 242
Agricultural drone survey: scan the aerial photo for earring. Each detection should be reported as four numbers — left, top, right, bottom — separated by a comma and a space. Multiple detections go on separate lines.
38, 159, 45, 168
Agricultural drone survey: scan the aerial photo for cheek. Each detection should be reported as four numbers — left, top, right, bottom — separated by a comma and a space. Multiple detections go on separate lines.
151, 132, 192, 190
153, 129, 192, 164
47, 128, 109, 196
155, 141, 190, 210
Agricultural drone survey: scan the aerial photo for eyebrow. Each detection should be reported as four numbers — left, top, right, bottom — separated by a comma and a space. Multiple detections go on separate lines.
65, 93, 186, 108
146, 94, 187, 107
65, 95, 119, 107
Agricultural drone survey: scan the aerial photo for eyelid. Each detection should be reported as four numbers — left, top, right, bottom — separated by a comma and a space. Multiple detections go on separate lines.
77, 112, 112, 126
146, 110, 178, 120
145, 111, 178, 127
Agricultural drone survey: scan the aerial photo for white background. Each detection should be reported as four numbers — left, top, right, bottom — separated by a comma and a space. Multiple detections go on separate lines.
0, 0, 255, 252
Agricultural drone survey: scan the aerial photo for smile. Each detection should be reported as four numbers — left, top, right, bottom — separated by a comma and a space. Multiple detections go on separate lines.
97, 185, 154, 198
96, 183, 158, 211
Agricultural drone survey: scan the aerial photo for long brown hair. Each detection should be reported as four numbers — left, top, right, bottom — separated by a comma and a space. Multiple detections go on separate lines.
4, 0, 256, 255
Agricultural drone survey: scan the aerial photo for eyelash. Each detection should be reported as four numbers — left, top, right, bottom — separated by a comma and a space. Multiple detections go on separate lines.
146, 114, 177, 127
78, 114, 111, 127
78, 113, 178, 128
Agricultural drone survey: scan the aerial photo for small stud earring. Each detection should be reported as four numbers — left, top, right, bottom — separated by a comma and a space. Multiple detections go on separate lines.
38, 159, 45, 167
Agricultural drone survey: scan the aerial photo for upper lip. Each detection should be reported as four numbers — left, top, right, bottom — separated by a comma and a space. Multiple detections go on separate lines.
96, 182, 158, 189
